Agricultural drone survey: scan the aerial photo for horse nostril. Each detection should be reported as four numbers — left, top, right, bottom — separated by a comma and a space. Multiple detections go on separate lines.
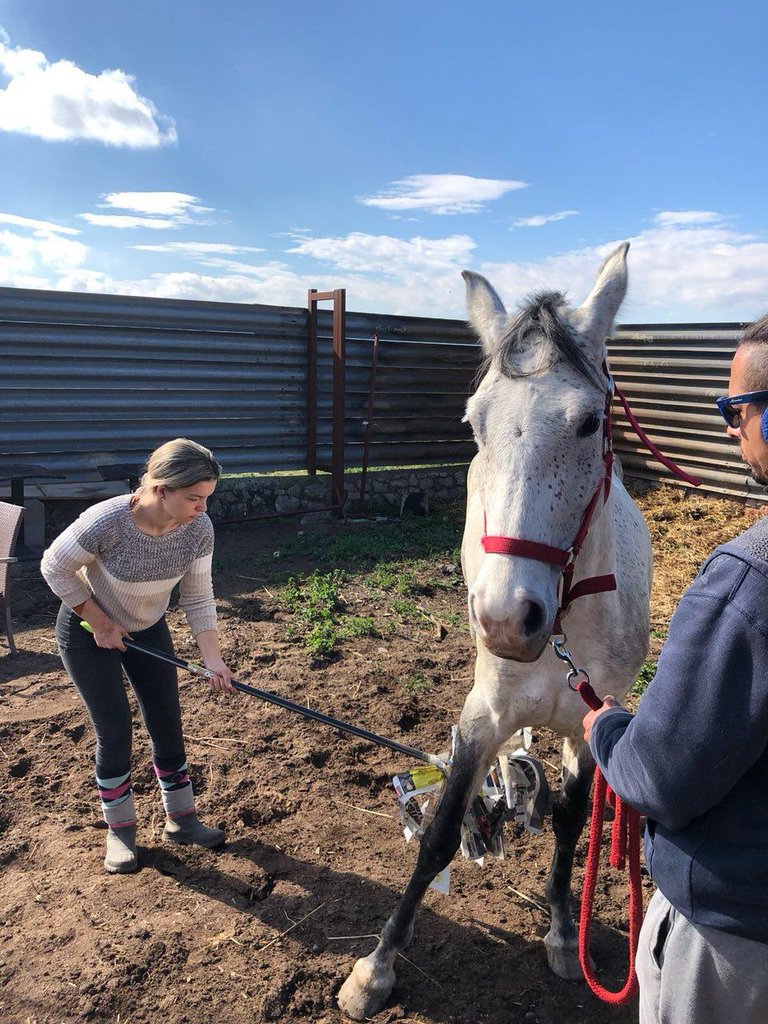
522, 600, 545, 638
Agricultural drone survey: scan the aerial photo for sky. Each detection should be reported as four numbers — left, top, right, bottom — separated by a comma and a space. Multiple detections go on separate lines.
1, 0, 767, 323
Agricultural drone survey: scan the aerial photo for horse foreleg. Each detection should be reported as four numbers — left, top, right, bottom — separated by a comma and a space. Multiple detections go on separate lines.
338, 711, 496, 1020
544, 736, 594, 981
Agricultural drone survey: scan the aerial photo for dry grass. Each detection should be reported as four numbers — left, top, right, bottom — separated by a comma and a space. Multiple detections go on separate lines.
631, 484, 765, 627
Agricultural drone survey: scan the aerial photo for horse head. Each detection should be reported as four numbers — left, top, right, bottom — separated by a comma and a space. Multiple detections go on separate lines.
461, 242, 629, 661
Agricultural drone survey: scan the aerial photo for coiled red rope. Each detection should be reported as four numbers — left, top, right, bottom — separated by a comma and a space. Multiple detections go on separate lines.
575, 678, 643, 1005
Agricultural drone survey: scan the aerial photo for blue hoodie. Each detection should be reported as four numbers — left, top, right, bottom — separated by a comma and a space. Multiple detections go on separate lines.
590, 516, 768, 943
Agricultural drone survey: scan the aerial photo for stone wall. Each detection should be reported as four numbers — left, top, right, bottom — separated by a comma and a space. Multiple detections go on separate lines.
39, 465, 470, 540
210, 465, 469, 521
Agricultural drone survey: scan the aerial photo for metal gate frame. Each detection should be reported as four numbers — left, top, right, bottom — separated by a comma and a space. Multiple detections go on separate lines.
306, 288, 346, 514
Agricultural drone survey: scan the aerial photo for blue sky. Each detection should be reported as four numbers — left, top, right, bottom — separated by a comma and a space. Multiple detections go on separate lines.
1, 0, 767, 321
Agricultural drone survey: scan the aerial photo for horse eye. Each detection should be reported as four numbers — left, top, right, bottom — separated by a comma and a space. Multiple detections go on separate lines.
577, 413, 601, 438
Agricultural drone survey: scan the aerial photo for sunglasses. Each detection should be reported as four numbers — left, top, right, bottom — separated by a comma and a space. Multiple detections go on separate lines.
715, 391, 768, 429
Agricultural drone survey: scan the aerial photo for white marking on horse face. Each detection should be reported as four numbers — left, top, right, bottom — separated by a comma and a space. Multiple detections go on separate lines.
464, 348, 607, 660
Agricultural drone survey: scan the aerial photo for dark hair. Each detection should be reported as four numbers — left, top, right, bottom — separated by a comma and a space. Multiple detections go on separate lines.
481, 290, 605, 393
739, 313, 768, 394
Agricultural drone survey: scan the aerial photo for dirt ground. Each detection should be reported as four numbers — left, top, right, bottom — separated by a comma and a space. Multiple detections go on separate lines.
1, 483, 764, 1024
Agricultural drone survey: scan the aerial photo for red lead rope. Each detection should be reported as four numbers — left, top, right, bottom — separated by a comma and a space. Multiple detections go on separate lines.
575, 678, 643, 1005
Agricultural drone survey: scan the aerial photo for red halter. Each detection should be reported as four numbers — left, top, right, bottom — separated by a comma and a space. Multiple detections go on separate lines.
480, 374, 617, 632
479, 363, 702, 631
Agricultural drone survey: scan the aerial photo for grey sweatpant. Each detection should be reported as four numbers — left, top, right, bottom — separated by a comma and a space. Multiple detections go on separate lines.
637, 889, 768, 1024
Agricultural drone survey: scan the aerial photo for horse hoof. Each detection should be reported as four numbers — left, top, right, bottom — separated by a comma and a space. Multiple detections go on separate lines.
544, 933, 585, 981
338, 954, 395, 1020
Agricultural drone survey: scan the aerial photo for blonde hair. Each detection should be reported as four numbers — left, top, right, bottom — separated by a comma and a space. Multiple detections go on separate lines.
137, 438, 221, 493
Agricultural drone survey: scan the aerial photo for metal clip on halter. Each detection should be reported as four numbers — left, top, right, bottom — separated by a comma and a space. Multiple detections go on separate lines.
551, 635, 591, 692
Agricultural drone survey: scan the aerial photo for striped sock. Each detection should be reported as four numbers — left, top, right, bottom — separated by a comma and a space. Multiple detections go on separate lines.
154, 761, 195, 820
96, 770, 137, 828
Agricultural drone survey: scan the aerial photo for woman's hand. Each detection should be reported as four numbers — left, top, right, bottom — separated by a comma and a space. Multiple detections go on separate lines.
79, 600, 130, 651
203, 655, 236, 694
91, 619, 131, 651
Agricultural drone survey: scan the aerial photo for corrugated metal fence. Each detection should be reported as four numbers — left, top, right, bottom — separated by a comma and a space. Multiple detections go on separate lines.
0, 285, 759, 500
0, 287, 308, 476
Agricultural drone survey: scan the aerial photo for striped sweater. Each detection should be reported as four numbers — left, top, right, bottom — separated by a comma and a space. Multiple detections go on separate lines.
40, 495, 218, 636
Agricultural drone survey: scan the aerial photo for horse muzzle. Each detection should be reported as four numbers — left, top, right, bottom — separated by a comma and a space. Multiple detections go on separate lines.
468, 586, 555, 662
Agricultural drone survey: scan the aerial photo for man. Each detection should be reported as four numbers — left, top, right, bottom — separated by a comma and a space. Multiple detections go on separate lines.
583, 313, 768, 1024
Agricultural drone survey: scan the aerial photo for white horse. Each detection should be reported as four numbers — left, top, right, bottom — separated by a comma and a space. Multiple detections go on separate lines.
338, 243, 653, 1019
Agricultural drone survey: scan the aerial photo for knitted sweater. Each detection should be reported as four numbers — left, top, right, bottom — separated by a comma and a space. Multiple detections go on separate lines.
40, 495, 218, 637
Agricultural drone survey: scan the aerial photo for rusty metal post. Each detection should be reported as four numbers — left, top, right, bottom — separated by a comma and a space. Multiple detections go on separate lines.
306, 288, 346, 516
331, 288, 346, 515
306, 288, 318, 476
357, 333, 379, 512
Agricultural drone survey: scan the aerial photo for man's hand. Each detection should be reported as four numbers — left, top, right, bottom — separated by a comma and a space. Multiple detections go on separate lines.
582, 695, 619, 744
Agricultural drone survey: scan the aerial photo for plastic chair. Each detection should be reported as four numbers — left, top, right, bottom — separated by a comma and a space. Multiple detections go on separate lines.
0, 501, 25, 655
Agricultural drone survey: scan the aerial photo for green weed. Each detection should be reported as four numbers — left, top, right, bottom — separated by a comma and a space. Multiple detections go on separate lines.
283, 570, 345, 619
401, 671, 431, 695
344, 616, 378, 638
280, 570, 345, 658
280, 571, 381, 656
389, 598, 421, 620
368, 562, 400, 590
631, 660, 657, 697
306, 621, 339, 657
439, 610, 466, 629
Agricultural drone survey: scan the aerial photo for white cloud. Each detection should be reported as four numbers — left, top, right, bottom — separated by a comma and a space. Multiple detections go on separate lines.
288, 231, 476, 275
0, 29, 176, 147
5, 207, 768, 323
0, 212, 79, 236
358, 174, 527, 215
79, 192, 216, 231
79, 214, 180, 230
100, 192, 210, 217
0, 226, 88, 288
513, 210, 579, 228
654, 210, 723, 227
51, 263, 457, 317
132, 241, 264, 256
479, 216, 768, 322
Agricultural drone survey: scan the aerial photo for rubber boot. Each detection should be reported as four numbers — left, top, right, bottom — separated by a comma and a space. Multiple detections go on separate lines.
104, 825, 138, 873
163, 812, 225, 849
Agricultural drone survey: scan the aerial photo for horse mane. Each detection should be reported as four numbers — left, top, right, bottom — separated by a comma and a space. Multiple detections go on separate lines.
480, 290, 605, 392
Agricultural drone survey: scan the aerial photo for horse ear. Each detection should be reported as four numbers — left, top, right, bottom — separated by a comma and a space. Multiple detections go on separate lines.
462, 270, 507, 356
572, 242, 629, 349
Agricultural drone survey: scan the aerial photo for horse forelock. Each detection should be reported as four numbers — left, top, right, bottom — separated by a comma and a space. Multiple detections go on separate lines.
482, 290, 605, 393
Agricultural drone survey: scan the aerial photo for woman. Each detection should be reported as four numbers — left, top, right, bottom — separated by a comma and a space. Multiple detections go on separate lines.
41, 438, 236, 874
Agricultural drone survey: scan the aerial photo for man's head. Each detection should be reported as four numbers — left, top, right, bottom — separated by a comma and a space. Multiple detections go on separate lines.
726, 313, 768, 486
